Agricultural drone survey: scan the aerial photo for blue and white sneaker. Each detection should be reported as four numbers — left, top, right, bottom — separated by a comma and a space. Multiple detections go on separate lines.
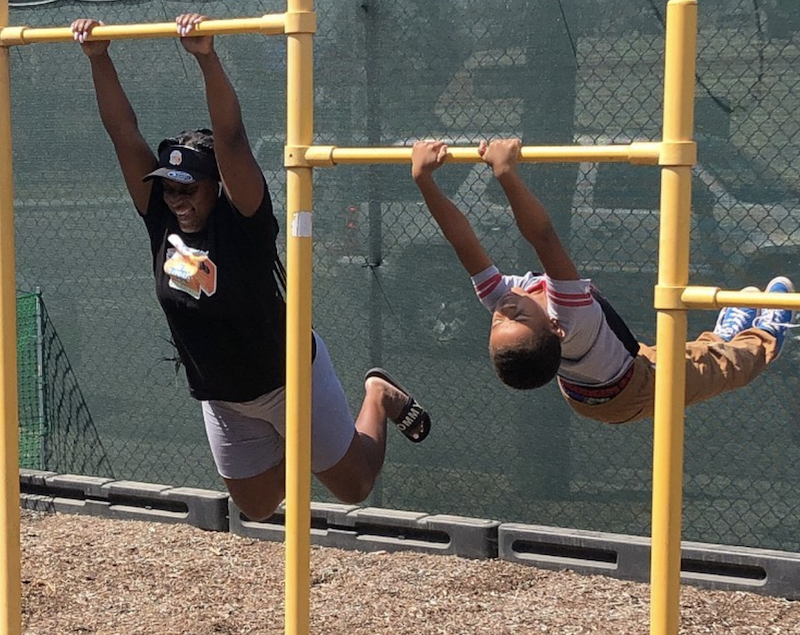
713, 286, 759, 341
753, 276, 796, 357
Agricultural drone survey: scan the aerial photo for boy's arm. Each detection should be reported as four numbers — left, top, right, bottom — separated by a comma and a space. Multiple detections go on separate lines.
178, 14, 265, 217
481, 139, 580, 281
411, 141, 493, 276
71, 19, 156, 215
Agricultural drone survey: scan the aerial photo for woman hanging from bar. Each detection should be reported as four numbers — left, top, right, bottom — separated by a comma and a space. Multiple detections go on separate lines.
71, 13, 431, 521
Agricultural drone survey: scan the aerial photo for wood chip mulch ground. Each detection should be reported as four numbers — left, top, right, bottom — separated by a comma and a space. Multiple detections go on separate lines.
19, 509, 800, 634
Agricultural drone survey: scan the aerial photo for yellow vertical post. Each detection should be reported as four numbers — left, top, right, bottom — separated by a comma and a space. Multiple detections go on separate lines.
284, 1, 314, 634
0, 0, 21, 633
650, 2, 697, 635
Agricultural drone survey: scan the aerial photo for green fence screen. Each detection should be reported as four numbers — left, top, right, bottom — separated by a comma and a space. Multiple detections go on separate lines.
17, 291, 42, 470
9, 0, 800, 554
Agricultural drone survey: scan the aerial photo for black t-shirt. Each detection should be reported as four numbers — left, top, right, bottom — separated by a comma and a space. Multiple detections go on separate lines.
142, 179, 286, 402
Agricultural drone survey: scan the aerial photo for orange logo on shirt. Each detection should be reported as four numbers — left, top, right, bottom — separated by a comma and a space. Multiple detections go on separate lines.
164, 234, 217, 299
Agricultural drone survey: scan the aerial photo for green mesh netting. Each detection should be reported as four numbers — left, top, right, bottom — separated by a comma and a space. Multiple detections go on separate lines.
9, 0, 800, 552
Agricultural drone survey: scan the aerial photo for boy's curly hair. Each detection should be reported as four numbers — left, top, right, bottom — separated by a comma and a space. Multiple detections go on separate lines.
490, 330, 561, 390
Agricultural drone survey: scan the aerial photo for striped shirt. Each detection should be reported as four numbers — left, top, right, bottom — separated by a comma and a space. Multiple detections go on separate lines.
471, 265, 634, 387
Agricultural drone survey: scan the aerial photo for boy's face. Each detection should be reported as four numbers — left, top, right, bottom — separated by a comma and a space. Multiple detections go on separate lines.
489, 287, 563, 353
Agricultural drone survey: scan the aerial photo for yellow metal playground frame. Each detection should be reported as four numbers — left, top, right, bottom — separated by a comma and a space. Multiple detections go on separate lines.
1, 1, 799, 634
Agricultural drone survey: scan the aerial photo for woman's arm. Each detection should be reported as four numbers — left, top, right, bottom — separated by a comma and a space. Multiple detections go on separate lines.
72, 19, 156, 215
177, 14, 265, 217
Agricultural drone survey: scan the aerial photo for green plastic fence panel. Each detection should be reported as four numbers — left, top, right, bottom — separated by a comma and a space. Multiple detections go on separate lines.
17, 291, 43, 470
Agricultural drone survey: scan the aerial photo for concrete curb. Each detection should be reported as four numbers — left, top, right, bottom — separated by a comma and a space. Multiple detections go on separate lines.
20, 470, 800, 599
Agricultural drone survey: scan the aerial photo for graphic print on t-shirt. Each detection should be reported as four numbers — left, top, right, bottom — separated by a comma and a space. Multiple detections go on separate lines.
163, 233, 218, 300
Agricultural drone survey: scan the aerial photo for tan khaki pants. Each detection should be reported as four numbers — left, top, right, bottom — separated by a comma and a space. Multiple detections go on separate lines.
564, 328, 780, 424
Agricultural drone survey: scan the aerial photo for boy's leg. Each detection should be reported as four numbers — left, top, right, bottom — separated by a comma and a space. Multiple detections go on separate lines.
711, 286, 759, 341
684, 277, 793, 406
684, 328, 777, 406
565, 278, 794, 421
752, 276, 795, 357
561, 352, 655, 424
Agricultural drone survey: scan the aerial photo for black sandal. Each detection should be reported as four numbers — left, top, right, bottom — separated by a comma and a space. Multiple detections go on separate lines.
365, 368, 431, 443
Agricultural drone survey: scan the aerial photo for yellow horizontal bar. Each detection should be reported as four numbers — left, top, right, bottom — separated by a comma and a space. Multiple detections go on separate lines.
682, 286, 800, 310
0, 15, 286, 46
304, 142, 662, 167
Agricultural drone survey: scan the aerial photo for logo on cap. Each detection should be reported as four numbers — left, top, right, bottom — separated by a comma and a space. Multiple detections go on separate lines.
169, 150, 184, 166
166, 170, 194, 183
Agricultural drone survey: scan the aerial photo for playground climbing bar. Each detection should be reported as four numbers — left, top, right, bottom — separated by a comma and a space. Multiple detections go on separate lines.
0, 1, 20, 635
0, 8, 314, 635
650, 2, 697, 634
283, 0, 315, 633
302, 142, 663, 166
3, 2, 800, 635
0, 16, 286, 45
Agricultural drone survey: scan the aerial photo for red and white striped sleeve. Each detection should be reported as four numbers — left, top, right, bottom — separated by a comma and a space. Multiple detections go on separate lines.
546, 276, 602, 358
471, 266, 545, 312
472, 266, 504, 307
546, 284, 594, 310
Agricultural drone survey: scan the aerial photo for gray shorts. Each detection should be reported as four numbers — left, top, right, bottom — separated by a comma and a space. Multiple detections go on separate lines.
202, 333, 356, 480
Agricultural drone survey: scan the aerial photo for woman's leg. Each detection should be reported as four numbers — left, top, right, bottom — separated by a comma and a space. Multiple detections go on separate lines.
223, 461, 286, 522
308, 334, 410, 504
315, 374, 409, 504
202, 392, 286, 521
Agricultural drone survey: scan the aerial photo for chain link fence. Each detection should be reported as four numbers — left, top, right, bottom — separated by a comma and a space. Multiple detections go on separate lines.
9, 0, 800, 552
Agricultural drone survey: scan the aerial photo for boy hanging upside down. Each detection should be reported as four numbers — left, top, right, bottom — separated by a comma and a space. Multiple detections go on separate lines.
411, 138, 794, 424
